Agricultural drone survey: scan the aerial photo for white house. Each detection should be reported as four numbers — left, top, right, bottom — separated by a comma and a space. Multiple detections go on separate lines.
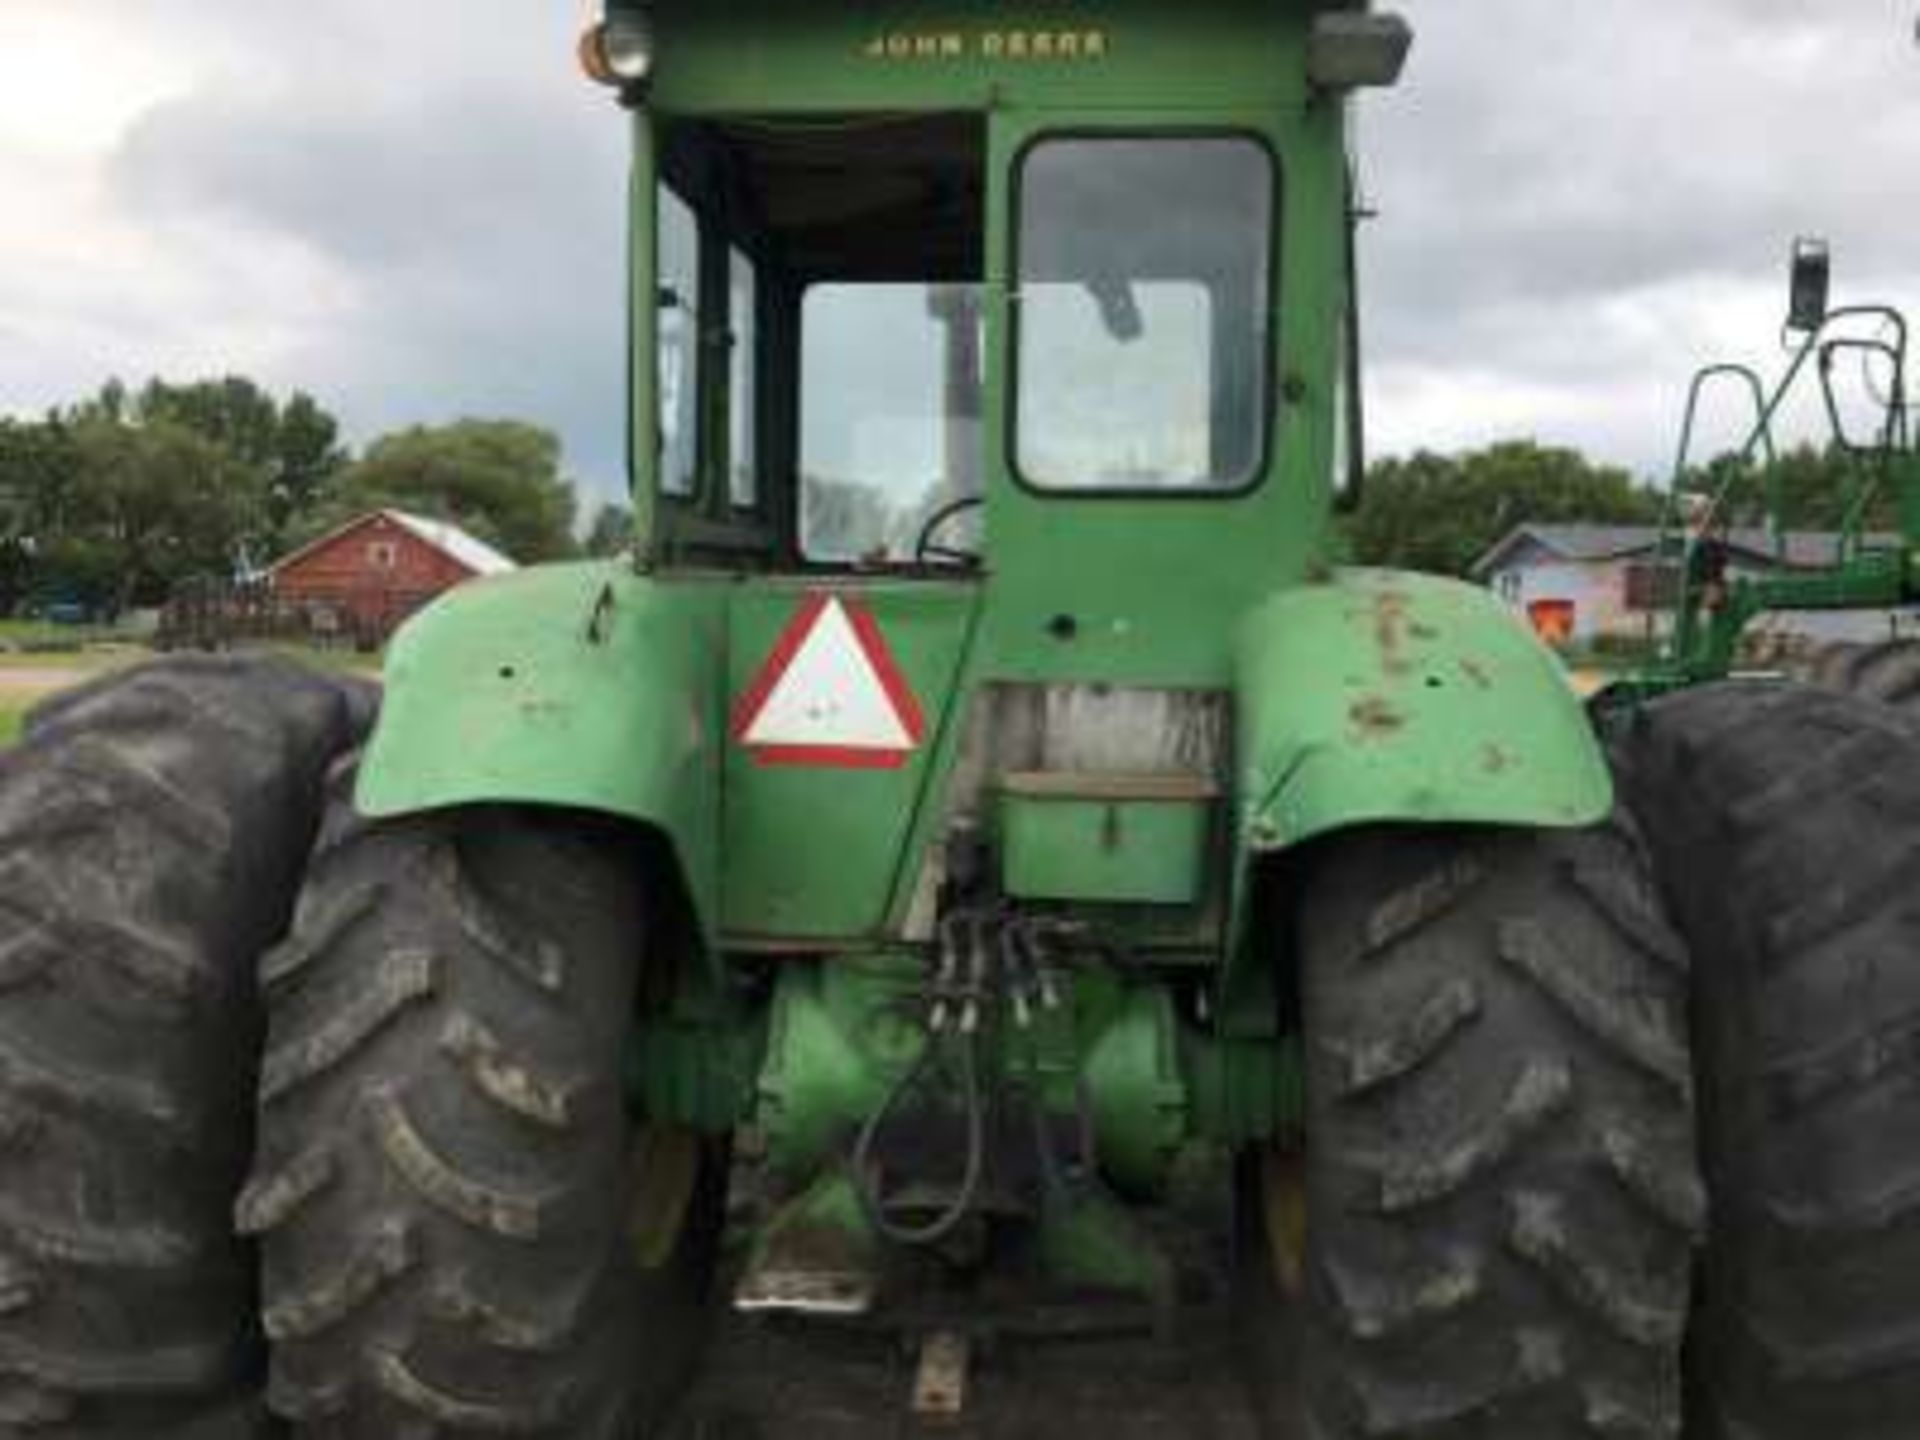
1472, 523, 1913, 648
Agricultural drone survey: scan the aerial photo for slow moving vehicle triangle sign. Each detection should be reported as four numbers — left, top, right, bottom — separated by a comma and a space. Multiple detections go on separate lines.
731, 594, 927, 768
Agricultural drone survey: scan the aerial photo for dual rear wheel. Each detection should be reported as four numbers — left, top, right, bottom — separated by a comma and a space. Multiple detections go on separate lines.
1799, 637, 1920, 709
0, 658, 727, 1439
1264, 678, 1920, 1440
0, 658, 361, 1435
11, 658, 1920, 1437
1616, 682, 1920, 1440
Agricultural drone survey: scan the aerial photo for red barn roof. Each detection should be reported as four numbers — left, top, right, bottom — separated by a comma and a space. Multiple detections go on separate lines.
269, 508, 517, 579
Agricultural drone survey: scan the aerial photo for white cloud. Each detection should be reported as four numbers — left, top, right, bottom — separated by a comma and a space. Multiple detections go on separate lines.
1363, 0, 1920, 473
0, 1, 629, 497
2, 1, 1916, 503
0, 9, 194, 156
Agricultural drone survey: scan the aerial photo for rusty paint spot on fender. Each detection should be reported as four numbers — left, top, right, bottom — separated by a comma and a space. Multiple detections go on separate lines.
1373, 590, 1416, 676
1349, 696, 1407, 741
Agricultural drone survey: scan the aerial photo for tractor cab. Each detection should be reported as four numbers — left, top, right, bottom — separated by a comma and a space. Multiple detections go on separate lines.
641, 110, 1273, 577
591, 1, 1407, 685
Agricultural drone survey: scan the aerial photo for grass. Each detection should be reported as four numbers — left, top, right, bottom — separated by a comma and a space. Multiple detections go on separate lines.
0, 617, 126, 646
0, 649, 128, 673
0, 638, 379, 678
0, 701, 25, 749
0, 618, 143, 677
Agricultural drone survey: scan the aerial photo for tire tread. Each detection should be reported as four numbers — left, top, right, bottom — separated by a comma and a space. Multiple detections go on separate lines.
0, 656, 360, 1433
1299, 818, 1698, 1439
1617, 681, 1920, 1439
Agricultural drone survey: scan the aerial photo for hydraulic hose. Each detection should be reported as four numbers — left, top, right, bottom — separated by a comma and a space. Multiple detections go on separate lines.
850, 1028, 986, 1247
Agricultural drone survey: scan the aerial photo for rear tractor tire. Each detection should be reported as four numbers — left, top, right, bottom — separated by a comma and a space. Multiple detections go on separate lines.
0, 656, 363, 1435
1796, 637, 1920, 711
1616, 683, 1920, 1440
1244, 816, 1703, 1439
245, 774, 727, 1437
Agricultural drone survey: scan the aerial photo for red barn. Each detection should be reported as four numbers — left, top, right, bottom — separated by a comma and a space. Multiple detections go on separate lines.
268, 509, 516, 643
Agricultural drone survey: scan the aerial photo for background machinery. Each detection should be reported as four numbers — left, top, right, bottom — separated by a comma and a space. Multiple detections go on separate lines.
1617, 240, 1917, 699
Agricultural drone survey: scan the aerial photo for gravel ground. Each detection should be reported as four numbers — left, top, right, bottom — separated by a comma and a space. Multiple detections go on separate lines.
669, 1163, 1287, 1439
670, 1303, 1276, 1440
0, 665, 92, 697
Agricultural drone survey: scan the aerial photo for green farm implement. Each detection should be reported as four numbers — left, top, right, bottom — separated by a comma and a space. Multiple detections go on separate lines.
1607, 240, 1919, 701
7, 6, 1920, 1440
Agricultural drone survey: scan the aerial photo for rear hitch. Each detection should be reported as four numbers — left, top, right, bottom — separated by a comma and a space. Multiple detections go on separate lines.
735, 905, 1179, 1324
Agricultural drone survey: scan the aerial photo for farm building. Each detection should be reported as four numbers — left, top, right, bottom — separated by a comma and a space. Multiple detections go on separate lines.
1472, 522, 1913, 648
267, 509, 515, 643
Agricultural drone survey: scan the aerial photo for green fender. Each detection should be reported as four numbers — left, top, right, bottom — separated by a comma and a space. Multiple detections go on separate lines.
1234, 567, 1611, 851
1219, 569, 1610, 1032
357, 561, 726, 946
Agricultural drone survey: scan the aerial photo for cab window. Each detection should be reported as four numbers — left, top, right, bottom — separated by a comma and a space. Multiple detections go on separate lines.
658, 186, 702, 498
800, 283, 982, 563
1015, 136, 1275, 493
654, 113, 986, 563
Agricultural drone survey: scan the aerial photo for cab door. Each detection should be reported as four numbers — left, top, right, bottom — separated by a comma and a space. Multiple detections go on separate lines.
978, 108, 1344, 689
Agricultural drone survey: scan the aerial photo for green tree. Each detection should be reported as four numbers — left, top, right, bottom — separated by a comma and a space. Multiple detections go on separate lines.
1685, 442, 1894, 533
1346, 440, 1663, 577
320, 421, 579, 562
0, 418, 87, 616
137, 376, 277, 461
6, 378, 349, 615
54, 418, 266, 612
583, 502, 634, 557
133, 377, 346, 553
74, 378, 129, 426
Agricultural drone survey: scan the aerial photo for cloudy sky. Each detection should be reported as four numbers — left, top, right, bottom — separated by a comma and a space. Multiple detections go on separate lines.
1, 2, 1915, 507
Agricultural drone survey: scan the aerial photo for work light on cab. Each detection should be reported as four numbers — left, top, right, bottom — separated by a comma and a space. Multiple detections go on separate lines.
579, 7, 655, 89
1308, 11, 1413, 91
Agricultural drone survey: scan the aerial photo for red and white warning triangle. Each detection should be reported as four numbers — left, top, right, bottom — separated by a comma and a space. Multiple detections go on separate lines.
731, 594, 926, 769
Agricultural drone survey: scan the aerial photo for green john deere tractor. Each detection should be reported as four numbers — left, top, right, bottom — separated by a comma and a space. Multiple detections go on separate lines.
14, 5, 1918, 1439
0, 4, 1705, 1437
242, 5, 1710, 1434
